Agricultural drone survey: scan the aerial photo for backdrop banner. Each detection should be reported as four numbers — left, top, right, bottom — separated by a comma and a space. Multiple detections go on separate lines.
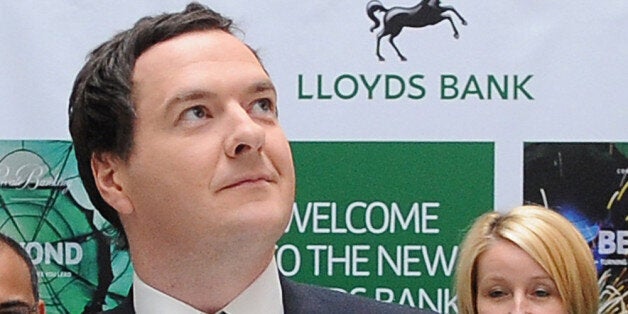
0, 1, 626, 313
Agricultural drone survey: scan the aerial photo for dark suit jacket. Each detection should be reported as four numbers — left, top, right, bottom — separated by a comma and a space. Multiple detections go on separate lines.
99, 276, 435, 313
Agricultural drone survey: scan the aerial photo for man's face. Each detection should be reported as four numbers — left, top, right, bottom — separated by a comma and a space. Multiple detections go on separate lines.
114, 30, 295, 255
0, 246, 36, 313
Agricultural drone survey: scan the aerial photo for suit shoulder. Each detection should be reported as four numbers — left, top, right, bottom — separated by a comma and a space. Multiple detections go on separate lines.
281, 278, 435, 314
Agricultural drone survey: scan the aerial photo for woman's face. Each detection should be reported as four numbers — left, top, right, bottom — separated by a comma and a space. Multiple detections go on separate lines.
475, 239, 567, 314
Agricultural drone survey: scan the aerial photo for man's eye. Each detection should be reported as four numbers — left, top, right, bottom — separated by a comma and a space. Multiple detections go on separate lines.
182, 105, 209, 120
251, 98, 274, 115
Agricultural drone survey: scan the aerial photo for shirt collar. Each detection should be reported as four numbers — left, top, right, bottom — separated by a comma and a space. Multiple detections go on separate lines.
221, 257, 284, 314
133, 257, 284, 314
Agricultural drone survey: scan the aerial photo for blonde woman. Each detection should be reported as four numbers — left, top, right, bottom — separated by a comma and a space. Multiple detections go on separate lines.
455, 205, 598, 314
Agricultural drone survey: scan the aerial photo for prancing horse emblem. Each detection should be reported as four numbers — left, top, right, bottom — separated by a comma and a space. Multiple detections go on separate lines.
367, 0, 467, 61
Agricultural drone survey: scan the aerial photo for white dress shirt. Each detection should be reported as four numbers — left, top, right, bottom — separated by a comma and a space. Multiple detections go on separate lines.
133, 257, 284, 314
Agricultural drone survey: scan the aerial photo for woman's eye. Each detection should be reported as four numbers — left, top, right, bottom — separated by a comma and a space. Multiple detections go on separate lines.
533, 289, 550, 297
182, 105, 209, 121
488, 290, 507, 298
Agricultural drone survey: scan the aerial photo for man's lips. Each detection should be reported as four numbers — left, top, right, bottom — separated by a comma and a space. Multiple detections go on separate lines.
218, 174, 274, 191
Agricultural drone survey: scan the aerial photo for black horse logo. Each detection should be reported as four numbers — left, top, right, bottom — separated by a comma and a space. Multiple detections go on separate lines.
367, 0, 467, 61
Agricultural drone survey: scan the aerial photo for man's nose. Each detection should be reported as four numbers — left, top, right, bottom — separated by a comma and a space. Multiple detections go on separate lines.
223, 103, 265, 158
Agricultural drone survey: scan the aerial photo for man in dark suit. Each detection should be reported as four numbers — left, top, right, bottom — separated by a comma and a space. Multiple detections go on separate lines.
69, 3, 432, 313
105, 277, 427, 314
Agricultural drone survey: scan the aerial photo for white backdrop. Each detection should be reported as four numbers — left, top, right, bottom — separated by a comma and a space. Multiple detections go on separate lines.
1, 1, 626, 211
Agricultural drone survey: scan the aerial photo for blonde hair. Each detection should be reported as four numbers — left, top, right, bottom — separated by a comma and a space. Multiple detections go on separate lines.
455, 205, 599, 314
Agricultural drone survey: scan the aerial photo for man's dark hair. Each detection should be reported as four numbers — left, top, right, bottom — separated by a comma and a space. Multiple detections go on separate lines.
68, 2, 239, 242
0, 233, 39, 301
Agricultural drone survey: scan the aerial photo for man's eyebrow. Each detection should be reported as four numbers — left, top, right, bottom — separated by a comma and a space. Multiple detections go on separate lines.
0, 299, 32, 308
165, 80, 275, 109
165, 89, 216, 110
247, 80, 276, 94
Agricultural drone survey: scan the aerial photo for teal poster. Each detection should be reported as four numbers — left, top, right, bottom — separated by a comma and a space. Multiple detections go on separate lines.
0, 140, 132, 313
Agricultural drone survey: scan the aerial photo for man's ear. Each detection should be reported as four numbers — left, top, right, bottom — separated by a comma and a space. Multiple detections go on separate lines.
37, 299, 46, 314
91, 152, 134, 215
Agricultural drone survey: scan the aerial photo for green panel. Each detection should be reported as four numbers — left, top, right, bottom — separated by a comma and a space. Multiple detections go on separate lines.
278, 142, 494, 311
